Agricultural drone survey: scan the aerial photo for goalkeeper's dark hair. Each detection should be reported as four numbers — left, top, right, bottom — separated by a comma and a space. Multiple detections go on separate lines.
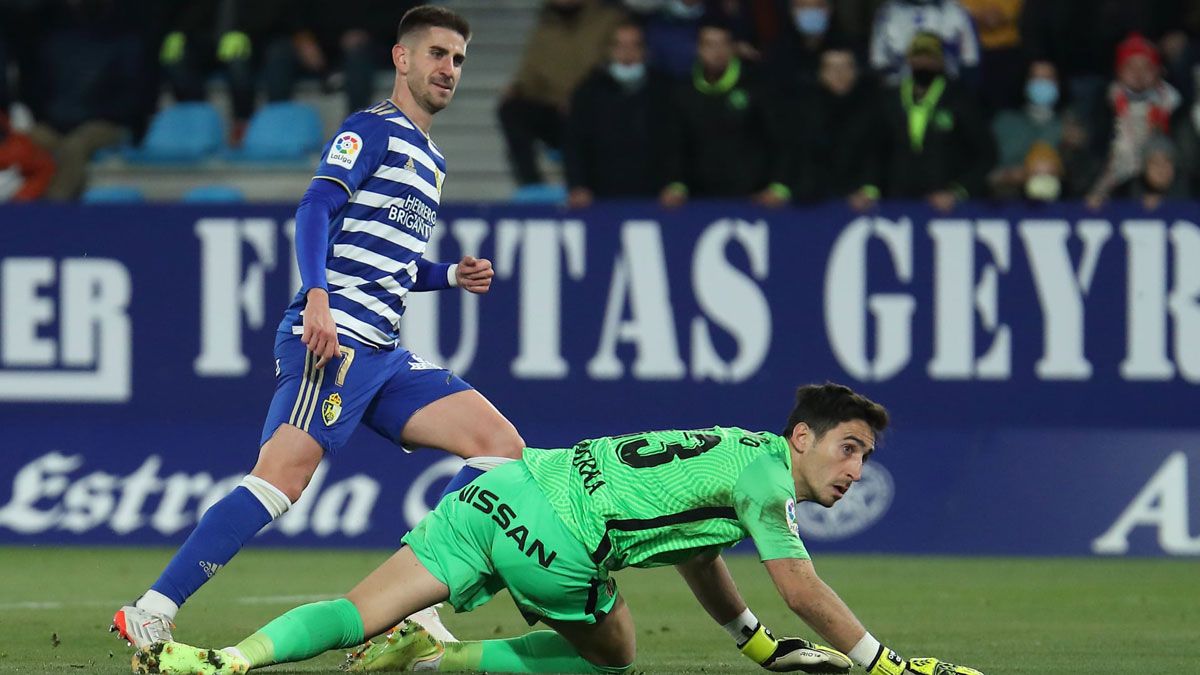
783, 382, 889, 441
397, 5, 471, 44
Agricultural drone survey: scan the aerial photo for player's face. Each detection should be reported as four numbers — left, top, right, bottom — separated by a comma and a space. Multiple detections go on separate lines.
399, 27, 467, 114
791, 419, 875, 508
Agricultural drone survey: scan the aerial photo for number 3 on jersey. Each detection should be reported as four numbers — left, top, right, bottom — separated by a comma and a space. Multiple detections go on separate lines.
616, 431, 721, 469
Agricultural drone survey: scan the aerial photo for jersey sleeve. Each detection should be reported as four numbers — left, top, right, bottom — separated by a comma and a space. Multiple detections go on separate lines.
732, 453, 810, 561
313, 112, 390, 195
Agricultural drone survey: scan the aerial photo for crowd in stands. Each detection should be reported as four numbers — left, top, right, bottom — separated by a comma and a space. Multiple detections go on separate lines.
508, 0, 1200, 212
0, 0, 418, 202
2, 0, 1200, 209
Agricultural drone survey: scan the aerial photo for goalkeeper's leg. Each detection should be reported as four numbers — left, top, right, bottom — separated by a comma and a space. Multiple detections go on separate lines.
347, 596, 636, 673
222, 547, 450, 669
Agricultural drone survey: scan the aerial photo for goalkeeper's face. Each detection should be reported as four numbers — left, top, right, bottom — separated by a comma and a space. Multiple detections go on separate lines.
790, 419, 875, 508
397, 27, 466, 114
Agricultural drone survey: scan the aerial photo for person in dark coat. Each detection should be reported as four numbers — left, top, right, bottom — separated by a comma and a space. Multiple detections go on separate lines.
855, 31, 995, 212
564, 21, 669, 208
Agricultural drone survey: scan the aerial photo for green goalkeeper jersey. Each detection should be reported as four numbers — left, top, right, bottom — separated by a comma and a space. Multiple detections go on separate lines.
521, 426, 809, 571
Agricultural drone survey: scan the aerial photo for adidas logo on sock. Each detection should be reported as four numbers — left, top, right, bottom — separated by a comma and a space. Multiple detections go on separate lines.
199, 561, 224, 578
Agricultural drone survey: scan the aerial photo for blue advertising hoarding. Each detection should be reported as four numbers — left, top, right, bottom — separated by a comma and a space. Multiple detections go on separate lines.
0, 201, 1196, 555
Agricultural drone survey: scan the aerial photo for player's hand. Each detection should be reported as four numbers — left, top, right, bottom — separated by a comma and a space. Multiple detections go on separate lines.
866, 650, 984, 675
301, 288, 340, 369
456, 255, 494, 294
904, 658, 985, 675
739, 624, 850, 674
761, 637, 852, 673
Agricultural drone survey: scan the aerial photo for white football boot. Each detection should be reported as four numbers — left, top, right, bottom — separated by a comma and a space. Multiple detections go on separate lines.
111, 604, 175, 649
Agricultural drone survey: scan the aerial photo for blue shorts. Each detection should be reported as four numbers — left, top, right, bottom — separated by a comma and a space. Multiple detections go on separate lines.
260, 332, 472, 453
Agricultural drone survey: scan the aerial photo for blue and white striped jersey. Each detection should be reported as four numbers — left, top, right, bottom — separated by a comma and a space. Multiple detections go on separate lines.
279, 99, 447, 347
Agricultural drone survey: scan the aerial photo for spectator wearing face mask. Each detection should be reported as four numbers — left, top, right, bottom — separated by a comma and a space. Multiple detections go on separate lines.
497, 0, 626, 187
856, 32, 995, 212
869, 0, 980, 88
1085, 33, 1182, 210
764, 0, 847, 94
1021, 141, 1064, 204
564, 21, 669, 208
988, 59, 1065, 198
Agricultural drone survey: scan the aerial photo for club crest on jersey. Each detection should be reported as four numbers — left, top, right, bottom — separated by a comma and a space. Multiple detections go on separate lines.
434, 167, 444, 195
322, 392, 343, 426
785, 498, 800, 538
326, 132, 362, 169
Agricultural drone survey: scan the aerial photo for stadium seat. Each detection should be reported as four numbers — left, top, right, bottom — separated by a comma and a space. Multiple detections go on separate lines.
182, 185, 245, 202
81, 185, 146, 203
125, 102, 224, 163
511, 183, 567, 204
228, 102, 323, 162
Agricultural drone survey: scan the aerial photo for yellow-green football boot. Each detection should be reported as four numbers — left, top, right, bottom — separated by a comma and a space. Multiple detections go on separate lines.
131, 640, 249, 674
342, 621, 445, 672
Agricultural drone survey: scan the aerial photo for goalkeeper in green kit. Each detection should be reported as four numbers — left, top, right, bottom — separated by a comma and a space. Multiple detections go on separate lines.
133, 383, 985, 675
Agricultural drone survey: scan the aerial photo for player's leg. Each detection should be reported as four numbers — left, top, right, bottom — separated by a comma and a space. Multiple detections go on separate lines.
541, 597, 637, 671
116, 337, 381, 647
116, 424, 316, 648
362, 601, 633, 674
363, 352, 524, 504
132, 547, 451, 675
233, 547, 450, 668
347, 463, 634, 674
406, 388, 524, 495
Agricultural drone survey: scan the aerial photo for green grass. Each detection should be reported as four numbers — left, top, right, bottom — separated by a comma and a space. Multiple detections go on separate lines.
1, 546, 1196, 673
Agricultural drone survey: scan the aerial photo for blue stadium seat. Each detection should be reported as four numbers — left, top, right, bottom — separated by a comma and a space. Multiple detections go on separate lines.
182, 185, 245, 202
81, 185, 145, 203
126, 102, 224, 163
229, 102, 323, 162
511, 183, 567, 204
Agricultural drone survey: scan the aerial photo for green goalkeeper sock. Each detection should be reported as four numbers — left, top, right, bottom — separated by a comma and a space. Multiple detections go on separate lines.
439, 630, 630, 673
233, 598, 365, 667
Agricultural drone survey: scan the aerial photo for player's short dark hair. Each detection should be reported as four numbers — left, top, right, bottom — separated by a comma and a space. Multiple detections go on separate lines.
782, 382, 889, 442
397, 5, 471, 44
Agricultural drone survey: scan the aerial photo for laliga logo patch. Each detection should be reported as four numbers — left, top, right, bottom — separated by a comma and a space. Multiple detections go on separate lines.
326, 132, 363, 169
793, 461, 894, 540
785, 498, 800, 538
322, 392, 343, 426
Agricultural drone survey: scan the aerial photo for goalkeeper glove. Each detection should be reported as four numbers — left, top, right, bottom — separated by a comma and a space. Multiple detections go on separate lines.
739, 623, 852, 673
866, 647, 985, 675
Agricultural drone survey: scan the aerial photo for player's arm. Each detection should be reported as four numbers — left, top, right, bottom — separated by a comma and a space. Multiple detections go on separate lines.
295, 178, 348, 368
765, 553, 985, 675
299, 113, 389, 366
676, 551, 851, 673
410, 255, 493, 294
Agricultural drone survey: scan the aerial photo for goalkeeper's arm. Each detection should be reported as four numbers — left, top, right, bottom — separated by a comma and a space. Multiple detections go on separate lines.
675, 552, 851, 672
764, 557, 985, 675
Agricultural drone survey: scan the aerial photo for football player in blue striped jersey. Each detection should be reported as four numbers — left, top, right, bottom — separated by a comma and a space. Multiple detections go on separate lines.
113, 5, 522, 650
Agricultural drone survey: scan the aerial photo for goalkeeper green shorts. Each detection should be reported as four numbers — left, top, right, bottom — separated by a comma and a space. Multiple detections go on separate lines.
402, 461, 618, 625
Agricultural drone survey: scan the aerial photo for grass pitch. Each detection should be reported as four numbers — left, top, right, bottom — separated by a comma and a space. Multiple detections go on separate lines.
1, 546, 1196, 673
